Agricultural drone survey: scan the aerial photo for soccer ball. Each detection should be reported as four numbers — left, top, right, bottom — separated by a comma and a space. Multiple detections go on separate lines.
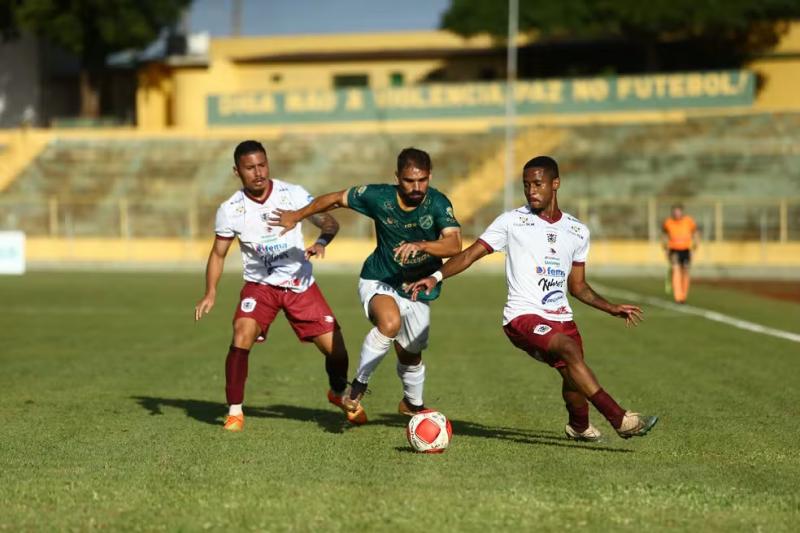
406, 410, 452, 453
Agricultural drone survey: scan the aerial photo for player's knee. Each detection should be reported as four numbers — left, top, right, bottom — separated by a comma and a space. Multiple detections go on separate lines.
397, 350, 421, 366
376, 316, 401, 338
232, 322, 259, 348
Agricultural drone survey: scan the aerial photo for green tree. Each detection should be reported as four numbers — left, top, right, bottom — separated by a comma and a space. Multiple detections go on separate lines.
442, 0, 800, 71
8, 0, 191, 117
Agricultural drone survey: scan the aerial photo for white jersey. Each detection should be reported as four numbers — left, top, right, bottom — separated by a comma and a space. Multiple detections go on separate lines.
215, 179, 315, 292
478, 206, 590, 324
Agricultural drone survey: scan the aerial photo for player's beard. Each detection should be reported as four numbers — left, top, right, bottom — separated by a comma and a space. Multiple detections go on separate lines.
401, 190, 425, 207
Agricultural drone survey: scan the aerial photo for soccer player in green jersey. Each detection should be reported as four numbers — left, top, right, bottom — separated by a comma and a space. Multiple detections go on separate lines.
269, 148, 462, 423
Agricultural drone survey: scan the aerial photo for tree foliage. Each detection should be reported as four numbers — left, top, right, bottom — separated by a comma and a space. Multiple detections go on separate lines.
442, 0, 800, 69
443, 0, 800, 40
10, 0, 191, 67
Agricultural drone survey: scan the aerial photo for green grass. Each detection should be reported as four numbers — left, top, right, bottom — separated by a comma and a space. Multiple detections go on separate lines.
1, 271, 799, 531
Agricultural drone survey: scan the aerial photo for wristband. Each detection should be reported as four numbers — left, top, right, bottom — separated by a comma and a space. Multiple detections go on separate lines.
431, 271, 443, 283
315, 237, 330, 247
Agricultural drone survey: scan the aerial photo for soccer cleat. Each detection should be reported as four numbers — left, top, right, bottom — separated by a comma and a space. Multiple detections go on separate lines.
616, 411, 659, 439
223, 413, 244, 432
328, 389, 367, 425
397, 397, 425, 417
565, 423, 603, 442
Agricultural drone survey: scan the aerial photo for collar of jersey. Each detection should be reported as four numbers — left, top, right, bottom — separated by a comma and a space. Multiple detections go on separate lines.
242, 180, 273, 204
525, 205, 563, 224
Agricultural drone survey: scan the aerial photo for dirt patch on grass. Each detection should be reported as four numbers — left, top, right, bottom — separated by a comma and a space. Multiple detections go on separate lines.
696, 279, 800, 303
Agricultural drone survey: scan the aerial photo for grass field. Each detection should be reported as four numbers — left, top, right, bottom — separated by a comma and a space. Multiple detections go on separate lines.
1, 271, 799, 531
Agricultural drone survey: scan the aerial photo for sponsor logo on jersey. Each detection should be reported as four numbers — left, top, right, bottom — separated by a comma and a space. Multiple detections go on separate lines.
541, 289, 565, 304
569, 225, 584, 239
514, 215, 536, 226
255, 242, 289, 256
419, 214, 433, 229
538, 278, 565, 291
533, 324, 552, 335
546, 306, 570, 315
535, 266, 566, 277
446, 206, 454, 218
385, 217, 397, 225
544, 256, 561, 267
240, 298, 257, 313
356, 185, 367, 195
546, 232, 557, 244
323, 315, 334, 323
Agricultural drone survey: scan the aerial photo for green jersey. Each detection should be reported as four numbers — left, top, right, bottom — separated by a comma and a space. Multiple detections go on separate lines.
347, 184, 460, 301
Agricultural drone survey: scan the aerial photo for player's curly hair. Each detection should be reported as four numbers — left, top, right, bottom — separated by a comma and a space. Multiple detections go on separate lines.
234, 140, 267, 166
523, 156, 559, 179
397, 147, 431, 172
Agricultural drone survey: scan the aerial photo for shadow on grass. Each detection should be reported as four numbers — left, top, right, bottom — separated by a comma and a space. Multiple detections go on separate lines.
370, 412, 632, 453
132, 396, 633, 452
131, 396, 351, 434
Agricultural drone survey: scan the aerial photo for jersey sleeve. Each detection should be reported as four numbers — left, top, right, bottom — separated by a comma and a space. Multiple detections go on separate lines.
434, 194, 460, 232
214, 205, 235, 240
293, 184, 314, 209
345, 184, 378, 218
573, 227, 590, 265
477, 212, 509, 253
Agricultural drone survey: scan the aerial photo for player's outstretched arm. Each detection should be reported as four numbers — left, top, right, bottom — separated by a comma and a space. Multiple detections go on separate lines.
408, 241, 489, 301
195, 237, 233, 321
567, 264, 643, 327
305, 212, 340, 260
393, 227, 462, 263
269, 190, 348, 236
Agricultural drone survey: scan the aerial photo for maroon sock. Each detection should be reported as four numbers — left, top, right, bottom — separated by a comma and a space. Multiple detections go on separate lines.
225, 345, 250, 405
325, 355, 349, 394
589, 388, 626, 429
566, 403, 589, 432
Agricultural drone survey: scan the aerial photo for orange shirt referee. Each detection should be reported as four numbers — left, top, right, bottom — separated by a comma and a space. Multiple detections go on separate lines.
662, 204, 699, 303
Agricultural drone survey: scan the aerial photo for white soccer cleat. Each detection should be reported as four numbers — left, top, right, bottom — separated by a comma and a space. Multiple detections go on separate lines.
565, 423, 603, 442
616, 411, 659, 439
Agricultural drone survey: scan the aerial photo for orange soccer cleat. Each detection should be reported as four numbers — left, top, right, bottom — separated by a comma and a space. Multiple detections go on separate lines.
223, 413, 244, 432
327, 389, 367, 425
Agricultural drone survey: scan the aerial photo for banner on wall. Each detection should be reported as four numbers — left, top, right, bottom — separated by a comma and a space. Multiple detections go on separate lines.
208, 70, 754, 125
0, 231, 25, 275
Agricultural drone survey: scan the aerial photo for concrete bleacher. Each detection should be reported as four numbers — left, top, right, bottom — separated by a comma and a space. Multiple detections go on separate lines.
1, 111, 798, 240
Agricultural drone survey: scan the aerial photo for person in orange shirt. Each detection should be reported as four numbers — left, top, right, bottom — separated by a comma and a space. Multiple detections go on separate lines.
662, 204, 699, 304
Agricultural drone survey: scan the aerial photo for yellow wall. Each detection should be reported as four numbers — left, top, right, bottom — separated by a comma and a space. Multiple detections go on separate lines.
25, 238, 800, 268
749, 22, 800, 109
137, 26, 800, 130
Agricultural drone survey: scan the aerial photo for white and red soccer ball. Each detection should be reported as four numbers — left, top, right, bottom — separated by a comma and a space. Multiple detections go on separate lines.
406, 410, 452, 453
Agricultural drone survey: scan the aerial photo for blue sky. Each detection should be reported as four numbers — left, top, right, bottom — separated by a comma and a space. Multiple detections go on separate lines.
188, 0, 452, 36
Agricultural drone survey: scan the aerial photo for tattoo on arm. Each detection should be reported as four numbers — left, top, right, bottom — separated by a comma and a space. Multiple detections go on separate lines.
309, 212, 339, 244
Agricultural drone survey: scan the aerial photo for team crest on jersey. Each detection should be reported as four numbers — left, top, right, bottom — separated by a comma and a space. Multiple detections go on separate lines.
533, 324, 552, 335
383, 200, 395, 211
240, 298, 257, 313
419, 214, 433, 229
546, 233, 557, 244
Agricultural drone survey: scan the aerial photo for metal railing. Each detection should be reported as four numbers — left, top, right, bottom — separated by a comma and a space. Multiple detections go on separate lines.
1, 196, 799, 242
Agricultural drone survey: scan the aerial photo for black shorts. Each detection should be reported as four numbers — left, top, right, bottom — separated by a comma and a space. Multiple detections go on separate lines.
669, 249, 691, 267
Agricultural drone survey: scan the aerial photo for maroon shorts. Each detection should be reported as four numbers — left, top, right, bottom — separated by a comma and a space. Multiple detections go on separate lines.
502, 314, 584, 369
233, 282, 339, 342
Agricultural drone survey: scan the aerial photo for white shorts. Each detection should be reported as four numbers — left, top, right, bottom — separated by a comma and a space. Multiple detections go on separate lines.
358, 278, 431, 353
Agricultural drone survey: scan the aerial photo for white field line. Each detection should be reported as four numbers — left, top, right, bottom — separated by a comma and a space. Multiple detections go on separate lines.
593, 283, 800, 344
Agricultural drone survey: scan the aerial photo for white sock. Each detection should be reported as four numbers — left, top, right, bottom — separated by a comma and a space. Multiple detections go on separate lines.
228, 404, 243, 416
355, 327, 395, 383
397, 361, 425, 407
